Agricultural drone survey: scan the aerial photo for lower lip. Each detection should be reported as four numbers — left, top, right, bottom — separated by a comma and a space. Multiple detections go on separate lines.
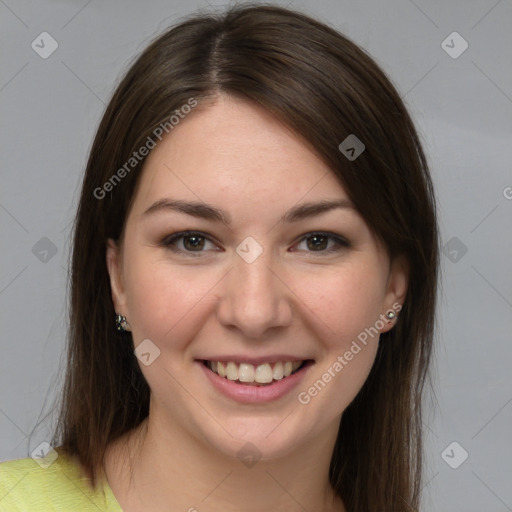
197, 361, 313, 404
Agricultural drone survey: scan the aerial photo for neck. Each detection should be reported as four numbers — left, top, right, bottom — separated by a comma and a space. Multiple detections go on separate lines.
105, 410, 345, 512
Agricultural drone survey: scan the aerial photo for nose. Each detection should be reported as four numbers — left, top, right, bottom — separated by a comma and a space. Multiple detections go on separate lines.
216, 250, 293, 339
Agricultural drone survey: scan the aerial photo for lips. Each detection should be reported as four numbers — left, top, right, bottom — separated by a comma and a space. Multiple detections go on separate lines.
198, 358, 314, 403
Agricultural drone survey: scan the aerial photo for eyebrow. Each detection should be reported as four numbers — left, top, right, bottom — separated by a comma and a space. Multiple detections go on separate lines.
142, 198, 354, 225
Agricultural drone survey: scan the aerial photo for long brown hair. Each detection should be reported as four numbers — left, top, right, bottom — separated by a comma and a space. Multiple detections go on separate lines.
53, 5, 439, 511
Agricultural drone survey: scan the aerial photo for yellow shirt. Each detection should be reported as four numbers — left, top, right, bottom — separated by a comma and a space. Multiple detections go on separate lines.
0, 449, 122, 511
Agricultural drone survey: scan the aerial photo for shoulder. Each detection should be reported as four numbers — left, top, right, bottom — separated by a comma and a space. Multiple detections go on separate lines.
0, 448, 121, 511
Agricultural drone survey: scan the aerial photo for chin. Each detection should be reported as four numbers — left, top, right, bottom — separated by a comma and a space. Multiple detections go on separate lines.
191, 406, 328, 464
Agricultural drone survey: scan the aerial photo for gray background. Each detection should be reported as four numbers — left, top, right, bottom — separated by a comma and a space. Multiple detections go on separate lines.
1, 0, 511, 511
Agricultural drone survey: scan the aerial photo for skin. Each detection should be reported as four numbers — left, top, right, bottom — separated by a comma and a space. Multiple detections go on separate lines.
104, 95, 408, 512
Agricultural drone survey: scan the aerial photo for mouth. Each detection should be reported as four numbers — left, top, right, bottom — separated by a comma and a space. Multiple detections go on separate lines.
201, 359, 313, 386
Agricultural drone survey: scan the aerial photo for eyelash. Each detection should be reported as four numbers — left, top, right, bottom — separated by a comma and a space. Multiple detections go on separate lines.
160, 230, 350, 257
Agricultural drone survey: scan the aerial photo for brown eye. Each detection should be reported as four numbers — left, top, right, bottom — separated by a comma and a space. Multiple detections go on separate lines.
306, 234, 329, 251
182, 234, 206, 251
162, 231, 220, 256
292, 232, 350, 255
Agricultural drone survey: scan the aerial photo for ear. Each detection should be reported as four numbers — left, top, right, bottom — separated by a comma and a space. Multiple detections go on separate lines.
106, 238, 128, 315
379, 255, 409, 334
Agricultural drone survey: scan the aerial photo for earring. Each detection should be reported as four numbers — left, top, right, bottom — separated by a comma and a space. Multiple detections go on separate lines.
385, 310, 397, 321
115, 314, 131, 332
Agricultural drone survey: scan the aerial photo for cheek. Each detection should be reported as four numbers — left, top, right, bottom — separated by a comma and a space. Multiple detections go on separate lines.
295, 261, 387, 344
293, 261, 386, 411
123, 250, 221, 347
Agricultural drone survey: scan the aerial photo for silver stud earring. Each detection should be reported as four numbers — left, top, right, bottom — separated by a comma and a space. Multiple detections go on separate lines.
115, 314, 131, 332
385, 311, 397, 321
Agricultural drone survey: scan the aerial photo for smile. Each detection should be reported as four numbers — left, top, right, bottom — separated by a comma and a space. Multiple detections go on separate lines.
204, 360, 306, 386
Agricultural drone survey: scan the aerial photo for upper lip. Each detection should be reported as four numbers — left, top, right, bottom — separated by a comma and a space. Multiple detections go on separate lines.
196, 355, 314, 365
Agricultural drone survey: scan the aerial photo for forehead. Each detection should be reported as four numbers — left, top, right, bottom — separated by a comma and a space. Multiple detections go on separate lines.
130, 95, 349, 217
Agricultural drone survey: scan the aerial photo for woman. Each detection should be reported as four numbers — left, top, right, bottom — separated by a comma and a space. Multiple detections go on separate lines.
0, 4, 438, 511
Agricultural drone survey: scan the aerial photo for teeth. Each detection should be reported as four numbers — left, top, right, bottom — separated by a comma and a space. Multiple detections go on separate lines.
273, 362, 284, 380
207, 360, 305, 384
226, 362, 239, 381
239, 363, 255, 382
255, 363, 273, 383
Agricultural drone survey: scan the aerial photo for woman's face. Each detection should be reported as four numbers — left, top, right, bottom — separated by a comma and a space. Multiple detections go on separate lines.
107, 95, 407, 460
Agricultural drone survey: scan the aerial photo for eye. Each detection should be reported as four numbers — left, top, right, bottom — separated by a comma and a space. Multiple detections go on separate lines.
291, 232, 349, 255
161, 231, 221, 256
